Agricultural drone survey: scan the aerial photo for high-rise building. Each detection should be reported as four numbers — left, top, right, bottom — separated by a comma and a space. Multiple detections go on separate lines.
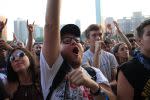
75, 19, 81, 29
14, 18, 28, 43
14, 18, 44, 43
117, 17, 132, 34
34, 25, 43, 39
95, 0, 101, 24
131, 12, 145, 31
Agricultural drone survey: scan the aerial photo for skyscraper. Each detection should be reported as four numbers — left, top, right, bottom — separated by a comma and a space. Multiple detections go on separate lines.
131, 12, 145, 31
95, 0, 101, 24
34, 25, 43, 39
14, 18, 28, 43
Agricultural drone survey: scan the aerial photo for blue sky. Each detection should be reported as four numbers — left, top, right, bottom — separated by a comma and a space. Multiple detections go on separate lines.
0, 0, 150, 40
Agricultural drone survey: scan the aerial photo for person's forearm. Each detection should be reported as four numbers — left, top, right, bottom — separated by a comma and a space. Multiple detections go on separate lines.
88, 80, 100, 93
43, 0, 61, 66
118, 31, 132, 50
0, 31, 2, 38
93, 52, 100, 68
26, 32, 33, 51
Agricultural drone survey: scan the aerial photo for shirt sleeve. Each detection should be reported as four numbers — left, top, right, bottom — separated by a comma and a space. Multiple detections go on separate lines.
109, 53, 119, 68
92, 67, 110, 86
82, 51, 93, 66
40, 50, 63, 100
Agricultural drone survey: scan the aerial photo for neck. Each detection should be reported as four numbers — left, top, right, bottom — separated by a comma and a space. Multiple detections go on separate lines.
90, 46, 95, 53
119, 57, 128, 64
141, 49, 150, 58
18, 71, 32, 85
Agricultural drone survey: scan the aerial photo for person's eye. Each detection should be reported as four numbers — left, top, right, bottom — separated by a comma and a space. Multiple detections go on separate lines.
19, 52, 25, 57
75, 39, 80, 43
10, 56, 15, 62
64, 39, 70, 42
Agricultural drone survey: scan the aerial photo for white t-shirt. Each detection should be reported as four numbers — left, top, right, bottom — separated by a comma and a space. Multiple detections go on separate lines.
82, 49, 118, 82
40, 51, 109, 100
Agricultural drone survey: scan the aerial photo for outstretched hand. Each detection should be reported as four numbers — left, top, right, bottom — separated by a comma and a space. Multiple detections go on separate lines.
0, 38, 12, 50
68, 68, 92, 87
13, 32, 18, 41
27, 20, 35, 33
95, 41, 102, 54
0, 19, 7, 37
0, 19, 7, 32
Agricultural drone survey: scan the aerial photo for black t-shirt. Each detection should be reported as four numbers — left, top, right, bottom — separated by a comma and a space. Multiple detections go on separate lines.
118, 58, 150, 100
0, 57, 7, 74
0, 79, 8, 99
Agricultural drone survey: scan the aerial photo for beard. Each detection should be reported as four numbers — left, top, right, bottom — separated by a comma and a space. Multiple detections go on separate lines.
61, 52, 82, 69
70, 59, 82, 69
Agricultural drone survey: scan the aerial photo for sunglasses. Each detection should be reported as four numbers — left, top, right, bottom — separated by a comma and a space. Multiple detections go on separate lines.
129, 39, 136, 43
10, 50, 26, 62
62, 37, 80, 44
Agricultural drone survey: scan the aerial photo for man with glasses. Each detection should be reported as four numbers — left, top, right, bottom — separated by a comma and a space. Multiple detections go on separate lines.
40, 0, 114, 99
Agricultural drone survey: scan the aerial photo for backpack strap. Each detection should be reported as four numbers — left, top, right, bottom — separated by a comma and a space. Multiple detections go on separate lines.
46, 60, 71, 100
82, 64, 97, 81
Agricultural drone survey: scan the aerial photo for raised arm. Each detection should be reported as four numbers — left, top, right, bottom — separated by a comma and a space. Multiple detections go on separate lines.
113, 21, 132, 50
9, 33, 17, 47
93, 41, 101, 68
43, 0, 61, 66
0, 38, 13, 51
0, 19, 7, 38
26, 20, 34, 51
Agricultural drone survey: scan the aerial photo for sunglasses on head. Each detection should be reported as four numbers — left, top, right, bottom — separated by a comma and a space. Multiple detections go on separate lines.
10, 50, 26, 62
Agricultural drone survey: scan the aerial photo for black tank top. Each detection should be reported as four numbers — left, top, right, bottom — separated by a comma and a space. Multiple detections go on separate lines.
11, 83, 43, 100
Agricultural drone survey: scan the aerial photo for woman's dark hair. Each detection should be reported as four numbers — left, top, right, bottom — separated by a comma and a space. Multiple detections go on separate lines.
112, 42, 127, 65
6, 47, 36, 83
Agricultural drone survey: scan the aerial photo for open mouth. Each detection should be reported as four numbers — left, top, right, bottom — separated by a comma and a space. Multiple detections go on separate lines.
72, 47, 79, 55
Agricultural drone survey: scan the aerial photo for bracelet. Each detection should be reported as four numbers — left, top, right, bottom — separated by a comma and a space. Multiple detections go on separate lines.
90, 86, 101, 96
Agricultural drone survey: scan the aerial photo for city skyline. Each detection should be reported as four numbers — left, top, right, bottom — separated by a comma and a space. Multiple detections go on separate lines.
0, 0, 150, 40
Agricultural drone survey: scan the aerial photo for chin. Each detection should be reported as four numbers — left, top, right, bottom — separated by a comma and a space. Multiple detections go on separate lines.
14, 67, 26, 72
70, 60, 81, 69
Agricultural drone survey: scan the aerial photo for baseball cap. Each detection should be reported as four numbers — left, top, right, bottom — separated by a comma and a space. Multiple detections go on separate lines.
60, 24, 81, 38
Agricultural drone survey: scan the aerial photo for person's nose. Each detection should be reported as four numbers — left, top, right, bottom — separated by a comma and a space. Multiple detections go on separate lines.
95, 36, 100, 41
14, 56, 20, 62
70, 39, 77, 45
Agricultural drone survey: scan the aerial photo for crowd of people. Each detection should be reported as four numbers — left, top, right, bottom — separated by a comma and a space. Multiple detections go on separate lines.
0, 0, 150, 100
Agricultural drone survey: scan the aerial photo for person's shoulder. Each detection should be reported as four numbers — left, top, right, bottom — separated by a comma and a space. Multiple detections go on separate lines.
102, 50, 116, 59
121, 58, 140, 67
102, 50, 114, 56
83, 49, 92, 59
118, 58, 141, 73
0, 73, 7, 81
83, 49, 90, 55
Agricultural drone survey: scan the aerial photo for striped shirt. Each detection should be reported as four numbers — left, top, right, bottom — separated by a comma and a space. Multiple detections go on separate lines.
82, 49, 118, 82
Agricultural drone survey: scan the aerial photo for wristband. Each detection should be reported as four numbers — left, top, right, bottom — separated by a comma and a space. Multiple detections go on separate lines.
90, 86, 101, 96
